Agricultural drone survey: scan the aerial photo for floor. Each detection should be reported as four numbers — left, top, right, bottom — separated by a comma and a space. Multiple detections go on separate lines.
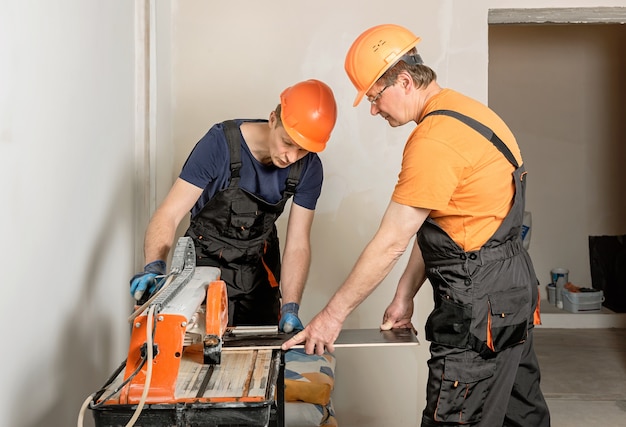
533, 327, 626, 427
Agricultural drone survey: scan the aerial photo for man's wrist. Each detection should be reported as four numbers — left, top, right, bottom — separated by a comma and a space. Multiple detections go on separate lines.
281, 302, 300, 315
145, 260, 166, 275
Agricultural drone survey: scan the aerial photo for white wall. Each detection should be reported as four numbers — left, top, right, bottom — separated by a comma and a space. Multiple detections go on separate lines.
0, 1, 136, 426
1, 1, 624, 427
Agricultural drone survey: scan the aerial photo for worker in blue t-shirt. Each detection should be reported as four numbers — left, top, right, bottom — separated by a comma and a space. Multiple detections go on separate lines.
130, 79, 337, 332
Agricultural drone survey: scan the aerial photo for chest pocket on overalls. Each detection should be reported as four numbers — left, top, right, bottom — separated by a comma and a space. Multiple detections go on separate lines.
225, 198, 263, 240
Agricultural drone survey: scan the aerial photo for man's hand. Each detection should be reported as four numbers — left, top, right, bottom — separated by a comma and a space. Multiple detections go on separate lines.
281, 308, 342, 355
129, 260, 167, 301
380, 297, 416, 334
279, 302, 304, 333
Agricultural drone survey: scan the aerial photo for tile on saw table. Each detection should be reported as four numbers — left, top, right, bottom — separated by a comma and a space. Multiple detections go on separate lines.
222, 328, 419, 350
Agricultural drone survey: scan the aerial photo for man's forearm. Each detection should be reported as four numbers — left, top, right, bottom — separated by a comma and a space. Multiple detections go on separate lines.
280, 245, 310, 304
395, 238, 427, 300
143, 214, 177, 264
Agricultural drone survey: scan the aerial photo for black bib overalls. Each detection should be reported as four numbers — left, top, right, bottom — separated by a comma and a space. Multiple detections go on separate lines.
185, 120, 303, 326
417, 111, 550, 427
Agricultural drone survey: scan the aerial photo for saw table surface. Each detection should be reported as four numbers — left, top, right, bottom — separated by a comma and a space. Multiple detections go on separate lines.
91, 347, 282, 427
176, 346, 275, 401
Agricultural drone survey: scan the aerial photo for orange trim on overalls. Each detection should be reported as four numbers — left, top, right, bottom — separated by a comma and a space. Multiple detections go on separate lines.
533, 287, 542, 325
486, 304, 495, 352
262, 241, 280, 288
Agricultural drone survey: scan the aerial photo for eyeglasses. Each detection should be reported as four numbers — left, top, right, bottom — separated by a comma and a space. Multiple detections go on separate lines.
367, 84, 392, 105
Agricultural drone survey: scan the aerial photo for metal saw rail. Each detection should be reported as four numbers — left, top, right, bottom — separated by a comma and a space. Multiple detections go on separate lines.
128, 236, 196, 322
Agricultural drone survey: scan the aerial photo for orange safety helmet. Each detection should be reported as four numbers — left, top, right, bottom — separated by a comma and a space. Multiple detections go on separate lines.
345, 24, 422, 107
280, 79, 337, 153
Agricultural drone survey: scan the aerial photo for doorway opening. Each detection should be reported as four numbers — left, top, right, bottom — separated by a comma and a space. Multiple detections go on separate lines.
488, 8, 626, 327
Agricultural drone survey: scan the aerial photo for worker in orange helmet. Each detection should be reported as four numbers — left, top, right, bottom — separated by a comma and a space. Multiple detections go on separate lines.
131, 79, 337, 332
283, 25, 550, 426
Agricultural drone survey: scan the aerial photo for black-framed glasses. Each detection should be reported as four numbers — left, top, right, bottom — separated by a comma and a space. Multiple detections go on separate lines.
367, 84, 392, 105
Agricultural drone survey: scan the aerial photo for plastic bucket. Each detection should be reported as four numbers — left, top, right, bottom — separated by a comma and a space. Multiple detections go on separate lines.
551, 268, 569, 285
551, 268, 569, 308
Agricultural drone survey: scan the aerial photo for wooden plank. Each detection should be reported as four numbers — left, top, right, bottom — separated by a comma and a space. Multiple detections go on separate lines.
175, 357, 210, 399
202, 351, 253, 398
223, 328, 419, 350
248, 349, 272, 398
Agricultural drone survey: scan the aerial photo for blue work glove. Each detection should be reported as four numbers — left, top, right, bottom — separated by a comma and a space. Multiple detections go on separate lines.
279, 302, 304, 333
129, 260, 167, 301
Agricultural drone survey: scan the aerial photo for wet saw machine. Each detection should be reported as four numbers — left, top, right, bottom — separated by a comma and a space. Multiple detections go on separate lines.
87, 237, 287, 427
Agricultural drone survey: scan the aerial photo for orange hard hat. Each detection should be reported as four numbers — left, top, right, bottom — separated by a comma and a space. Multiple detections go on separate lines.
345, 24, 421, 107
280, 79, 337, 153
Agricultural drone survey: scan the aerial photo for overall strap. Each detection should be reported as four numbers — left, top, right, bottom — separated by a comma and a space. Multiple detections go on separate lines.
422, 110, 519, 168
284, 158, 303, 197
222, 120, 304, 196
222, 120, 243, 186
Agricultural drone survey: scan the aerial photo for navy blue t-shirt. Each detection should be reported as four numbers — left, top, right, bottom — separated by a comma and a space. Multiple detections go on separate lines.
180, 119, 324, 218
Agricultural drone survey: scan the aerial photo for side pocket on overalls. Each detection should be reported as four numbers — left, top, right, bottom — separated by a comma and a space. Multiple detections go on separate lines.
425, 296, 472, 348
434, 356, 495, 424
486, 286, 529, 352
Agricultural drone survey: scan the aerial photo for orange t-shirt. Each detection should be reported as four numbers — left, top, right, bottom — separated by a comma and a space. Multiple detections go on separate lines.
392, 89, 523, 252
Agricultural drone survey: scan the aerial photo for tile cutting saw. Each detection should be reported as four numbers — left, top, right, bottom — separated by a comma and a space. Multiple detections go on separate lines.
84, 236, 286, 426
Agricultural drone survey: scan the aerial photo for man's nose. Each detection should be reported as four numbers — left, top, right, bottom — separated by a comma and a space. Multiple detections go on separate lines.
286, 147, 301, 164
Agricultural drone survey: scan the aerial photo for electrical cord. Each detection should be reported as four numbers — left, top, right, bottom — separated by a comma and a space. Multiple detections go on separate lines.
76, 305, 158, 427
76, 393, 94, 427
76, 360, 142, 426
124, 304, 156, 426
89, 359, 141, 409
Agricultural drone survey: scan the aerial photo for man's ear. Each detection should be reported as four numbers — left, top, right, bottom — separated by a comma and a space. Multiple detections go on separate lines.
398, 72, 411, 89
269, 110, 278, 128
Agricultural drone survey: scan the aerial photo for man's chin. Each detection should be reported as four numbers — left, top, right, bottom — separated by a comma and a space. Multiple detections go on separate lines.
384, 117, 399, 127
